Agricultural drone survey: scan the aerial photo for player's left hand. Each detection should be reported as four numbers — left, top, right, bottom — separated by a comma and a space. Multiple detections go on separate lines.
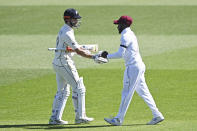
100, 51, 108, 58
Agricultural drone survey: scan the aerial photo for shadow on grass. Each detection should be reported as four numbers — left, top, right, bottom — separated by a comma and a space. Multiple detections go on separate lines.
0, 123, 146, 129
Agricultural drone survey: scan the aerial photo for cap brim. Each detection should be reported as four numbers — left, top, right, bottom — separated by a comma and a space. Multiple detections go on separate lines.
74, 15, 82, 19
113, 20, 119, 24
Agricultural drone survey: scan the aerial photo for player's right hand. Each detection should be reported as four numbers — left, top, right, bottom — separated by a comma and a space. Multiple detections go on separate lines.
93, 55, 108, 64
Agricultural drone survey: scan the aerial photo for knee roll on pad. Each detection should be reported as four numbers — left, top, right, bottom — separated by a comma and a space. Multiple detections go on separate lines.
76, 77, 86, 93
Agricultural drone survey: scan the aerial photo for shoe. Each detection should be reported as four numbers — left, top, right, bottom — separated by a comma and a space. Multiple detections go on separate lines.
104, 117, 122, 126
147, 116, 164, 125
75, 117, 94, 124
49, 118, 68, 125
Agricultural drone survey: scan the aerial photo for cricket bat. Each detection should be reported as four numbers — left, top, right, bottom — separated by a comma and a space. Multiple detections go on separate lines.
48, 44, 98, 52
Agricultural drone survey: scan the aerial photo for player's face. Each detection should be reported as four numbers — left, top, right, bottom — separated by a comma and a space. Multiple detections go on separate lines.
71, 18, 81, 28
117, 23, 126, 34
117, 23, 128, 34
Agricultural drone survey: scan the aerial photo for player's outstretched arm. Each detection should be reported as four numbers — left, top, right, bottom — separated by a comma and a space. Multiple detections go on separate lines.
75, 48, 94, 59
75, 48, 108, 64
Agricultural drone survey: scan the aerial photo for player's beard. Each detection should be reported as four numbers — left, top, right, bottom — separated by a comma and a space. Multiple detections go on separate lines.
118, 28, 124, 34
117, 25, 124, 34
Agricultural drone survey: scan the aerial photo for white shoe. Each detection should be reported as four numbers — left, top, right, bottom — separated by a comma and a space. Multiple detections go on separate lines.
49, 118, 68, 125
104, 117, 122, 126
75, 117, 94, 124
147, 116, 164, 125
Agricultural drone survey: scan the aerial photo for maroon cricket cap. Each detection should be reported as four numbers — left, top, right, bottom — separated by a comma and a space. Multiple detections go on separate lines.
113, 16, 133, 26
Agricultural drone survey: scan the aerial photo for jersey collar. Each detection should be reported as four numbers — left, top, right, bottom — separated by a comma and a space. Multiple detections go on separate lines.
121, 27, 131, 35
64, 24, 73, 30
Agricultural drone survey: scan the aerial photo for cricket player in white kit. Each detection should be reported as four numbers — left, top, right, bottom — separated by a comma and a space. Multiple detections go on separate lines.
49, 8, 101, 125
103, 16, 164, 126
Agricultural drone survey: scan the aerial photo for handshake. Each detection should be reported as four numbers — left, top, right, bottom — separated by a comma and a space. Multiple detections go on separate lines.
92, 51, 109, 64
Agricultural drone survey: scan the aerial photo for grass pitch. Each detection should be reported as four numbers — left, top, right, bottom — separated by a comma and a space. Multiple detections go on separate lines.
0, 0, 197, 131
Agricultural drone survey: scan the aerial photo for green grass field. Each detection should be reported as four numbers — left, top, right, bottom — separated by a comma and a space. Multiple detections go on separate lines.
0, 0, 197, 130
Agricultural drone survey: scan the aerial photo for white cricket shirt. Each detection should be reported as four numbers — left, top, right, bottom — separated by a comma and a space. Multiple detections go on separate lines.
107, 27, 143, 66
53, 24, 80, 66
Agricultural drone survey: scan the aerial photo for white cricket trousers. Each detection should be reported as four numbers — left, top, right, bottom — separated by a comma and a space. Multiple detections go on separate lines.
116, 63, 163, 122
51, 59, 85, 120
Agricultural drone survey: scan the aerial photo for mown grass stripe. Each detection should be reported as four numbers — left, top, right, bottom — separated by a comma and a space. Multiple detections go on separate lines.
0, 35, 196, 69
0, 0, 197, 6
0, 6, 196, 35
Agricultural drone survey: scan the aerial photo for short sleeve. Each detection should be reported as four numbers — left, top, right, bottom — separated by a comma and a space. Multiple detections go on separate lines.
120, 35, 130, 48
65, 31, 80, 50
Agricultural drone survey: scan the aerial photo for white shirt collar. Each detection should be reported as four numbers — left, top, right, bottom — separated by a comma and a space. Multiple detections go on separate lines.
64, 24, 73, 30
121, 27, 131, 35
